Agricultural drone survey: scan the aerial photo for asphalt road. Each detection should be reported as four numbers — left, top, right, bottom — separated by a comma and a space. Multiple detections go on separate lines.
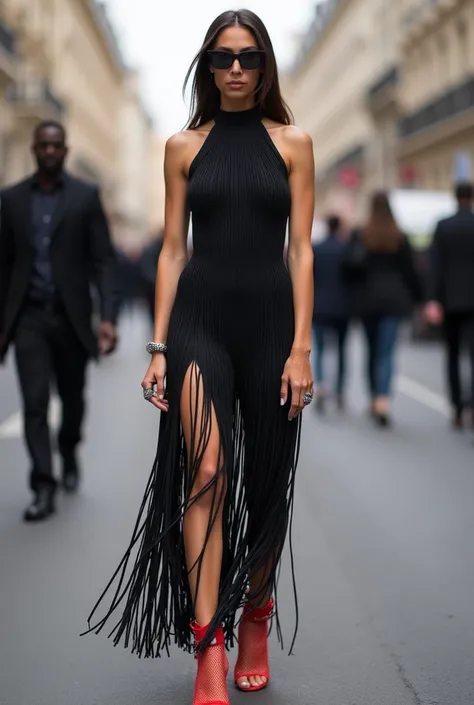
1, 311, 473, 705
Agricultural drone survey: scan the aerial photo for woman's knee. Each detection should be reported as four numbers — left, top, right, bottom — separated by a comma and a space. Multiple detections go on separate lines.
191, 458, 225, 501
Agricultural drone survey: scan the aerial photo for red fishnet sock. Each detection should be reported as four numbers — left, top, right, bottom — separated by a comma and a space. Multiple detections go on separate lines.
191, 622, 230, 705
234, 599, 273, 692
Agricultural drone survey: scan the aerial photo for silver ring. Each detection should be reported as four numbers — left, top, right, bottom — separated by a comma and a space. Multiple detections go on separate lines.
303, 393, 313, 406
143, 388, 155, 401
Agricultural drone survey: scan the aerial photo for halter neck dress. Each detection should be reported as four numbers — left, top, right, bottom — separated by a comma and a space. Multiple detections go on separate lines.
86, 105, 302, 656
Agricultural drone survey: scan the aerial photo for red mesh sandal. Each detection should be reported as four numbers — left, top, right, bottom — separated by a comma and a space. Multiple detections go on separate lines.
234, 598, 273, 692
191, 621, 230, 705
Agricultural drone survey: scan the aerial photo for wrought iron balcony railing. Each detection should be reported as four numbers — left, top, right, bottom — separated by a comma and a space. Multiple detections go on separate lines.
400, 75, 474, 137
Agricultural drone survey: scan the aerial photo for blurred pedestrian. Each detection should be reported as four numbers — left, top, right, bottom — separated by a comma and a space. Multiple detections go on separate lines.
0, 120, 118, 522
115, 246, 142, 317
85, 9, 315, 702
344, 191, 422, 427
425, 182, 474, 429
312, 214, 350, 412
138, 230, 164, 325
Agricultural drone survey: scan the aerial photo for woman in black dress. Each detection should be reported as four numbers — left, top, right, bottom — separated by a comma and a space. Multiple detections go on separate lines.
86, 9, 314, 704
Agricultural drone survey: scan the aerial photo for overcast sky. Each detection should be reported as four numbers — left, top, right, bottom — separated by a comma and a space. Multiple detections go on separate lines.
104, 1, 317, 137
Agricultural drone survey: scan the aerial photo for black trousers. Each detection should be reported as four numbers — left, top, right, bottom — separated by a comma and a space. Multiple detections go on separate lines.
444, 311, 474, 413
13, 301, 90, 493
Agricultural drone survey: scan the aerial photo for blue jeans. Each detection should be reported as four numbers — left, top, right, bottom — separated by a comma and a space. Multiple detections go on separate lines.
312, 317, 349, 396
362, 316, 400, 398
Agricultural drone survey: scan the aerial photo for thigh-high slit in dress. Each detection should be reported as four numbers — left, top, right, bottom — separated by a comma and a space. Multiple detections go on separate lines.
85, 105, 302, 657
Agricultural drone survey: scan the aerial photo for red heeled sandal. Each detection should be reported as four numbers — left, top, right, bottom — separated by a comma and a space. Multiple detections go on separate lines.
234, 598, 273, 692
190, 621, 230, 705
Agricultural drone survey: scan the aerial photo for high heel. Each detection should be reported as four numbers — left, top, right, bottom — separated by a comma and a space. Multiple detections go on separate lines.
374, 411, 391, 428
234, 598, 273, 692
190, 621, 230, 705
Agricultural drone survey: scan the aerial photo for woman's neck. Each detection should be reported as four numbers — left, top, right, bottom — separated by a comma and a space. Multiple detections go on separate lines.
219, 97, 256, 113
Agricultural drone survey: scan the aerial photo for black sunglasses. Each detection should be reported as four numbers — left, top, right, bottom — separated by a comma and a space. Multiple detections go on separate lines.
207, 49, 265, 71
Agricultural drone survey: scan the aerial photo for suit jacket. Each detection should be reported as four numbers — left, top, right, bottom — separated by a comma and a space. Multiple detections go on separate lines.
0, 172, 118, 360
312, 235, 349, 320
429, 207, 474, 313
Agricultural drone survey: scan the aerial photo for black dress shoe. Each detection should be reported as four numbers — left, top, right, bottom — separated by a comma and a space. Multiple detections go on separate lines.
23, 488, 55, 523
62, 454, 80, 493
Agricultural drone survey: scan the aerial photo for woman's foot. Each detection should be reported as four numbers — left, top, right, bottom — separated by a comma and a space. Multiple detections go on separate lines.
191, 622, 230, 705
234, 599, 272, 692
374, 411, 391, 428
372, 397, 391, 428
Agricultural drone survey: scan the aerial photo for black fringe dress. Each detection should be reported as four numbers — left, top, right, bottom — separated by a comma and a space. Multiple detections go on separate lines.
85, 105, 302, 657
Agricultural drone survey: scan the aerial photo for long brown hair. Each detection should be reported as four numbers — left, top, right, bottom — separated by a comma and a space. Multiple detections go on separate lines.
183, 9, 293, 129
363, 191, 402, 252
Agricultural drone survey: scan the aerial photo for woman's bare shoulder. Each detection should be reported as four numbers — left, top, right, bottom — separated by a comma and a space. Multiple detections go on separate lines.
280, 125, 313, 149
165, 123, 215, 167
264, 120, 312, 148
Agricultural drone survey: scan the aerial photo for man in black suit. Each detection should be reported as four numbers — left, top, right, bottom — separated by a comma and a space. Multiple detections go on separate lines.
0, 120, 118, 521
425, 182, 474, 429
312, 215, 350, 413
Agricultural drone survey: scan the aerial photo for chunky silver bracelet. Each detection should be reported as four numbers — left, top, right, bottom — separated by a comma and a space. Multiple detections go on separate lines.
146, 342, 168, 354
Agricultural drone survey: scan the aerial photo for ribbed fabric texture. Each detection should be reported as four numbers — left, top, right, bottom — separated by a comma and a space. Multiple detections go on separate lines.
84, 105, 301, 658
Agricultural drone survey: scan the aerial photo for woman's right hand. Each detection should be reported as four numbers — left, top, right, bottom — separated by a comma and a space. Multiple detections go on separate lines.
141, 354, 169, 412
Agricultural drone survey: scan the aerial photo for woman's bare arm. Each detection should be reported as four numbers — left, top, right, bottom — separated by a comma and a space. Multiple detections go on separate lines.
279, 127, 315, 420
286, 127, 315, 354
152, 133, 191, 344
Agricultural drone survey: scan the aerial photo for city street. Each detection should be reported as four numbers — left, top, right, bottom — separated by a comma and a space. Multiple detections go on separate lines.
1, 310, 473, 705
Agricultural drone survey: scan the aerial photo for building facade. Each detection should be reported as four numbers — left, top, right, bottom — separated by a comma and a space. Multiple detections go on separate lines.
0, 0, 163, 245
116, 69, 155, 249
1, 0, 122, 187
284, 0, 474, 221
0, 0, 18, 186
148, 131, 166, 237
398, 0, 474, 190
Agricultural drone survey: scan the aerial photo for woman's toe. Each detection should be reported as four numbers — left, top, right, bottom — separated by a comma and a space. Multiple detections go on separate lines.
237, 677, 250, 689
249, 675, 267, 688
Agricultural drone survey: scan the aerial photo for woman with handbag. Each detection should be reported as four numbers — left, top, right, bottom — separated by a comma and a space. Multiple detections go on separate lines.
343, 192, 422, 426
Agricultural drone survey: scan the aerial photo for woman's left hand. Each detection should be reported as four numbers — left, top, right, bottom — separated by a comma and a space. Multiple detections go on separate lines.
280, 348, 314, 420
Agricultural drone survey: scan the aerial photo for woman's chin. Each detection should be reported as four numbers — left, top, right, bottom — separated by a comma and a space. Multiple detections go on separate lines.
222, 87, 253, 101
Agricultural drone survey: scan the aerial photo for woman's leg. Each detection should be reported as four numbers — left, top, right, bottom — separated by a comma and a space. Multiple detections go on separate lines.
181, 362, 225, 628
374, 316, 400, 416
362, 317, 378, 409
234, 351, 300, 690
180, 361, 232, 705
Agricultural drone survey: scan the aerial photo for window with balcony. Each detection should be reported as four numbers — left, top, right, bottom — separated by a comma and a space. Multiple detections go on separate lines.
457, 21, 468, 81
437, 36, 447, 91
